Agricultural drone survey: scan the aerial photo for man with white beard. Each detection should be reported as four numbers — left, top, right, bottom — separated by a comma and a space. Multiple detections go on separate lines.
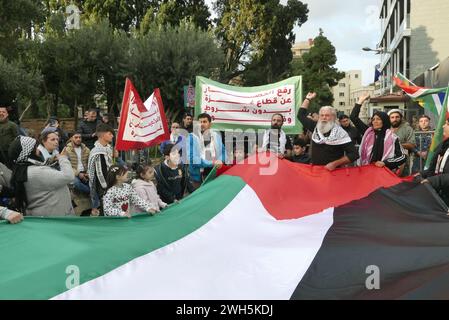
298, 92, 359, 171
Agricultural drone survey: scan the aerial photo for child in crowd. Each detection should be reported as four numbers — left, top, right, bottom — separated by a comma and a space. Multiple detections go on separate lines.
290, 138, 311, 164
131, 164, 167, 213
234, 148, 245, 164
103, 165, 157, 217
155, 143, 194, 204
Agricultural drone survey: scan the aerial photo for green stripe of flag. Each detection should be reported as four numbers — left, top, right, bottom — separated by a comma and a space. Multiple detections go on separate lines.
0, 175, 246, 300
425, 84, 449, 169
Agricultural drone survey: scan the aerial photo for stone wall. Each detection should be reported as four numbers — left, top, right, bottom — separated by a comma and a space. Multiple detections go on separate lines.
20, 118, 77, 138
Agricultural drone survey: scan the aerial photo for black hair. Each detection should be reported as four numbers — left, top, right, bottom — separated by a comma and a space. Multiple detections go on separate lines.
87, 108, 98, 114
68, 130, 83, 139
96, 123, 115, 135
45, 117, 59, 127
136, 164, 154, 181
197, 113, 212, 122
271, 114, 284, 122
163, 143, 177, 157
106, 165, 128, 189
338, 114, 349, 120
293, 138, 307, 148
183, 113, 193, 120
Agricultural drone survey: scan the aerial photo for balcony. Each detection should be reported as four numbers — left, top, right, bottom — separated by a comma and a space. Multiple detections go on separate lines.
379, 15, 410, 71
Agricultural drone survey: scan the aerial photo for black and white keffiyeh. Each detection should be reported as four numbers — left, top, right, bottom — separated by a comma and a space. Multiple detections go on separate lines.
11, 136, 38, 164
8, 136, 42, 213
312, 124, 352, 146
436, 142, 449, 174
88, 141, 113, 203
262, 129, 287, 154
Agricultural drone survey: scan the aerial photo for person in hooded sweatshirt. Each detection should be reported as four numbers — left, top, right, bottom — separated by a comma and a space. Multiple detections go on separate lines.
350, 93, 406, 171
131, 164, 167, 213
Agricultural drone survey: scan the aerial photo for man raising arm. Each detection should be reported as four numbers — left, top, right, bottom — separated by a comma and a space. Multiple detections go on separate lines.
298, 92, 359, 171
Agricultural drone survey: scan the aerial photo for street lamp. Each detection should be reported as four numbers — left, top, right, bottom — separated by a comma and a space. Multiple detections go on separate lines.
362, 47, 391, 54
362, 47, 393, 94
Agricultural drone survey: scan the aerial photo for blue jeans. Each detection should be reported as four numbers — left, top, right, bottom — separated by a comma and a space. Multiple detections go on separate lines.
91, 193, 100, 209
74, 177, 90, 195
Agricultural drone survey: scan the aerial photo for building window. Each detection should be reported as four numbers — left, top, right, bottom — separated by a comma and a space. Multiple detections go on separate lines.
339, 93, 345, 97
339, 102, 345, 106
355, 74, 359, 79
339, 83, 346, 88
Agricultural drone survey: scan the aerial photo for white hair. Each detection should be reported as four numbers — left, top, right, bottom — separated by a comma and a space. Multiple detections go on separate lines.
319, 106, 337, 119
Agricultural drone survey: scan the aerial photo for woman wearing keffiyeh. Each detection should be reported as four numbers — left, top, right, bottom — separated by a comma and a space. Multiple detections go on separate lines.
350, 94, 406, 171
8, 136, 74, 216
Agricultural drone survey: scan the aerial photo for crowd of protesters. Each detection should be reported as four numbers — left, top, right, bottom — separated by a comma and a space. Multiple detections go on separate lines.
1, 92, 448, 224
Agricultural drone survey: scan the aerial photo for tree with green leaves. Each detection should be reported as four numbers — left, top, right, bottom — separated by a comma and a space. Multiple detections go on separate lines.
0, 55, 42, 109
0, 0, 44, 58
82, 0, 158, 32
214, 0, 308, 84
154, 0, 211, 30
129, 21, 224, 112
291, 29, 344, 112
214, 0, 273, 82
243, 0, 308, 85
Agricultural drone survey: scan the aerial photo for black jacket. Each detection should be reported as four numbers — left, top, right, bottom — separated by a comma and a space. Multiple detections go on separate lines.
155, 162, 194, 204
342, 125, 362, 145
350, 104, 406, 170
290, 154, 311, 164
422, 140, 449, 204
77, 120, 99, 150
298, 108, 359, 165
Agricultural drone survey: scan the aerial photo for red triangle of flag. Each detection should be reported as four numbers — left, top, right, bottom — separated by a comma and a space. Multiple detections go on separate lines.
116, 78, 170, 151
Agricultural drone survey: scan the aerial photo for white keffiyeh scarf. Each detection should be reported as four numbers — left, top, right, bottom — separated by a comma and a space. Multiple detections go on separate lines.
262, 129, 287, 154
88, 141, 113, 193
199, 131, 218, 161
436, 148, 449, 174
312, 124, 352, 146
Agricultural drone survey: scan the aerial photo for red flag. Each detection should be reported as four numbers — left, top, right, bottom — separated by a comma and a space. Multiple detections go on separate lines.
116, 78, 170, 151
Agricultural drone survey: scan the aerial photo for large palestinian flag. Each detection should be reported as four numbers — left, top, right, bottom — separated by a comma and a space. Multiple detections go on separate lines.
1, 154, 449, 300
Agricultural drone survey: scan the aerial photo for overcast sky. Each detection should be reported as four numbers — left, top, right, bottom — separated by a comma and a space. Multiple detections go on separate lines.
206, 0, 382, 86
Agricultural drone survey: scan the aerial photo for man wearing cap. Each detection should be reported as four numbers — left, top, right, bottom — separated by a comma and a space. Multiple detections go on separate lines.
388, 109, 416, 152
388, 109, 416, 175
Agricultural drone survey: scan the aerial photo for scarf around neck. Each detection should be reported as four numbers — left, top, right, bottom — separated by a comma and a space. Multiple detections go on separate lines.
359, 127, 395, 166
312, 124, 352, 146
262, 129, 287, 154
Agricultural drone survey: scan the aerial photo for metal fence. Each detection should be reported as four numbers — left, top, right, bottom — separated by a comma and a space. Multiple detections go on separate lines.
409, 130, 435, 175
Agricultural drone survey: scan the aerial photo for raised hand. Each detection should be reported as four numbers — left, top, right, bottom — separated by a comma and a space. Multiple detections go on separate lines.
306, 92, 317, 100
358, 92, 371, 105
